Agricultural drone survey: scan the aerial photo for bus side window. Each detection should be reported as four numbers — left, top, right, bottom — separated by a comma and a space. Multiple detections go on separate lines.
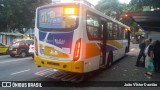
113, 24, 118, 40
86, 13, 100, 40
117, 26, 120, 39
118, 26, 122, 39
125, 31, 129, 39
122, 28, 126, 39
107, 22, 113, 39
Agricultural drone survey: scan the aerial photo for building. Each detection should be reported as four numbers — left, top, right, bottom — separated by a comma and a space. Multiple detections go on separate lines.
0, 32, 23, 45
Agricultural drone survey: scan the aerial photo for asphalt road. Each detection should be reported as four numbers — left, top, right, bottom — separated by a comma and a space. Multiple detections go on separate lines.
0, 44, 160, 90
0, 55, 51, 81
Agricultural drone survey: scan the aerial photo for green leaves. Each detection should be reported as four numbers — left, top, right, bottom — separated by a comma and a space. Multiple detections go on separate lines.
95, 0, 129, 20
130, 0, 160, 11
0, 0, 51, 33
95, 0, 139, 32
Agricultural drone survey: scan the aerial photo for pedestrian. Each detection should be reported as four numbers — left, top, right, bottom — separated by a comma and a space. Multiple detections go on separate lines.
149, 38, 152, 44
135, 39, 146, 67
152, 40, 160, 72
144, 39, 154, 79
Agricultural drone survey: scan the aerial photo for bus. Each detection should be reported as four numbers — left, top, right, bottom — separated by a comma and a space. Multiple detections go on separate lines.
34, 1, 130, 74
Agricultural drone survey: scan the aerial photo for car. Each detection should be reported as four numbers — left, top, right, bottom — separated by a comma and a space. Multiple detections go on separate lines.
29, 42, 34, 59
0, 43, 9, 54
9, 39, 33, 58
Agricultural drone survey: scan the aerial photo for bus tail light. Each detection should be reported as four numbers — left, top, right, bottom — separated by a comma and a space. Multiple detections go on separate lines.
34, 37, 38, 56
73, 39, 81, 61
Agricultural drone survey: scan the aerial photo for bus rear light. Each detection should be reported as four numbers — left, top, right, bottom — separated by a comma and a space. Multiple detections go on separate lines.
73, 39, 81, 61
34, 37, 38, 56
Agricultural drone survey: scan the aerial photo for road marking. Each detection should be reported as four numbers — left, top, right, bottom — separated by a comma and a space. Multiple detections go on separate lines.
11, 69, 30, 75
0, 58, 31, 64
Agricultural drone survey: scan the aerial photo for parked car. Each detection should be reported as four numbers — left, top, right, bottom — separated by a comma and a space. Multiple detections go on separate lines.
0, 43, 9, 54
29, 42, 34, 59
9, 39, 33, 58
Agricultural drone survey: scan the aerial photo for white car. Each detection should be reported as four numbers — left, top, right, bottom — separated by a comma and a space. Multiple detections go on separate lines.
29, 42, 34, 58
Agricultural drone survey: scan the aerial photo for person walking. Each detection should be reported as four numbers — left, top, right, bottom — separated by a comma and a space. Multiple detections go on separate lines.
152, 40, 160, 72
135, 39, 146, 67
144, 39, 154, 79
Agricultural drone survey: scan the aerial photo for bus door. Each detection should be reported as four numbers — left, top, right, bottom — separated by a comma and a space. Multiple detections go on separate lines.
124, 28, 131, 53
100, 20, 107, 66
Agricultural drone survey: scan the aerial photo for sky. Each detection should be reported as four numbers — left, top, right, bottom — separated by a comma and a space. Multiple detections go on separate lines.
87, 0, 131, 5
52, 0, 131, 5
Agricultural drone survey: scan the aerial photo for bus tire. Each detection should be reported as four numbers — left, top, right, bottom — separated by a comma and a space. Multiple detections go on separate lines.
106, 52, 113, 68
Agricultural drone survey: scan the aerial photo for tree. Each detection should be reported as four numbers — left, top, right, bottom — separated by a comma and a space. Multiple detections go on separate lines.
95, 0, 140, 42
0, 0, 51, 34
130, 0, 160, 11
129, 0, 160, 32
95, 0, 136, 28
95, 0, 129, 20
128, 0, 160, 43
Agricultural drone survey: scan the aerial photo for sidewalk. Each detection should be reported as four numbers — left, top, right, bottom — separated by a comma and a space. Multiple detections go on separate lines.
90, 46, 160, 81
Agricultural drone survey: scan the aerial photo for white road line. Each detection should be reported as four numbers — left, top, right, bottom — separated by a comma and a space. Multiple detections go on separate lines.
0, 58, 30, 64
11, 69, 30, 75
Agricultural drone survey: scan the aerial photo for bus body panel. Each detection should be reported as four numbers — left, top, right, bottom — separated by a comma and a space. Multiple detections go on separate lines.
34, 2, 130, 73
34, 3, 84, 73
80, 4, 129, 73
38, 31, 74, 59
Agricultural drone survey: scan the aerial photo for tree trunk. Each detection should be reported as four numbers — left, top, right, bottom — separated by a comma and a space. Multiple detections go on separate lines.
7, 24, 11, 32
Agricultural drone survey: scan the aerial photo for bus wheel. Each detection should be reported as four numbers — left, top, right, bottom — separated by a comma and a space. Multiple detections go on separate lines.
106, 52, 113, 68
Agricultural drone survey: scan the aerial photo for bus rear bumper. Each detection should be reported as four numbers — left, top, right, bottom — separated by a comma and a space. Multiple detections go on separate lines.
34, 55, 84, 73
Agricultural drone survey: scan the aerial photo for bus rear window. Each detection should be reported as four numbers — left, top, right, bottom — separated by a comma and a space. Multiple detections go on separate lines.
38, 6, 78, 30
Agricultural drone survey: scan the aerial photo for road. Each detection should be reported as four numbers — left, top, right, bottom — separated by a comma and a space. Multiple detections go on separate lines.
0, 44, 160, 90
0, 55, 51, 81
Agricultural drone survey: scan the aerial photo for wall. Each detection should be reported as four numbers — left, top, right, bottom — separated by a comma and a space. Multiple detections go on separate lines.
147, 31, 160, 41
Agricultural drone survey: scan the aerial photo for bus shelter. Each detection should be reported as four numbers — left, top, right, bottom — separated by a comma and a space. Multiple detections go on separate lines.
129, 11, 160, 40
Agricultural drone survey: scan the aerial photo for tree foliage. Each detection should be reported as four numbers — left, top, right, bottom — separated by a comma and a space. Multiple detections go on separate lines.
95, 0, 139, 35
130, 0, 160, 9
95, 0, 135, 28
95, 0, 160, 40
95, 0, 129, 20
0, 0, 51, 34
128, 0, 160, 30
